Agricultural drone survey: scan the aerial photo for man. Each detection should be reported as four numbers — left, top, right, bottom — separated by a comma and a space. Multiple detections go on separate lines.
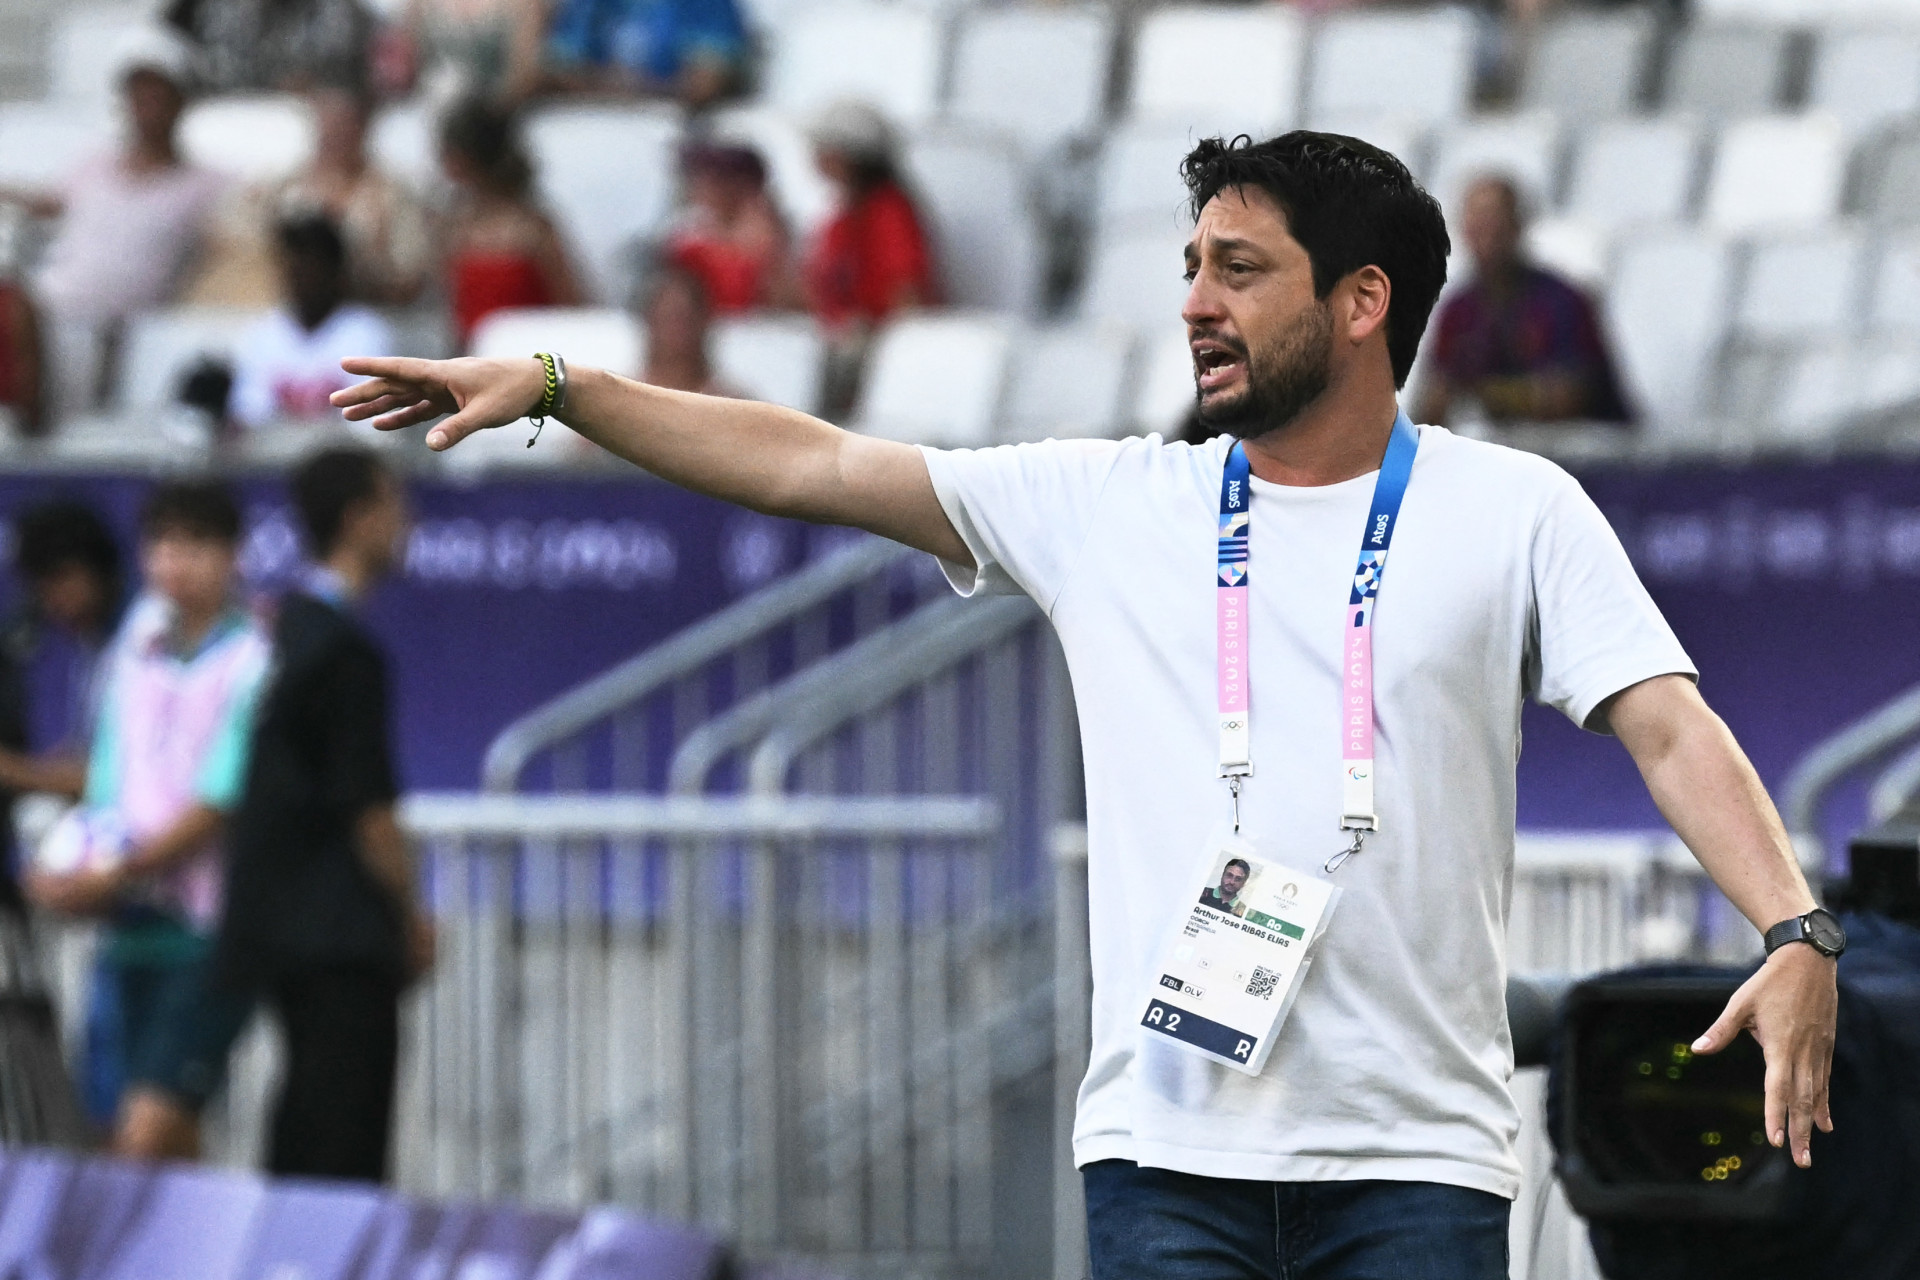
331, 133, 1837, 1277
1199, 858, 1249, 915
230, 214, 396, 429
27, 480, 267, 1159
1416, 173, 1630, 429
218, 448, 432, 1182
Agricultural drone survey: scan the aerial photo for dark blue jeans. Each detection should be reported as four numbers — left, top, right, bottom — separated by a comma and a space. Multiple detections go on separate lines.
1084, 1160, 1510, 1280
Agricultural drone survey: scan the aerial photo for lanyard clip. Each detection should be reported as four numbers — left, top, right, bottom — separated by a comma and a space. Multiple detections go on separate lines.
1229, 775, 1243, 833
1324, 829, 1366, 875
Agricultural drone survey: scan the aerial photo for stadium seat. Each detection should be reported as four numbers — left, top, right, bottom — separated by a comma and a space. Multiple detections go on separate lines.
1426, 113, 1564, 222
999, 322, 1134, 442
1563, 118, 1702, 228
946, 6, 1114, 157
0, 102, 113, 186
1524, 217, 1610, 287
1871, 232, 1920, 332
100, 1167, 268, 1280
524, 105, 681, 305
1133, 326, 1197, 437
1094, 123, 1202, 231
1762, 337, 1920, 445
851, 313, 1012, 447
1307, 8, 1478, 128
180, 95, 318, 181
1808, 29, 1920, 139
765, 2, 946, 127
1662, 25, 1792, 117
1607, 230, 1735, 440
1861, 125, 1920, 224
46, 6, 151, 103
705, 104, 839, 236
1309, 116, 1432, 179
1734, 230, 1867, 340
371, 100, 440, 191
711, 314, 826, 414
1703, 115, 1848, 235
1518, 9, 1657, 117
469, 308, 642, 375
905, 130, 1045, 315
234, 1181, 385, 1280
1126, 5, 1307, 136
117, 307, 266, 414
1079, 221, 1191, 335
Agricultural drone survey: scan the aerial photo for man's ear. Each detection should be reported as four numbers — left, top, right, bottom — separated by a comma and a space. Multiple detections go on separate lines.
1339, 265, 1393, 347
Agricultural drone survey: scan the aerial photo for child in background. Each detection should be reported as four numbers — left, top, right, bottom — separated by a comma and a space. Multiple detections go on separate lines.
27, 481, 268, 1158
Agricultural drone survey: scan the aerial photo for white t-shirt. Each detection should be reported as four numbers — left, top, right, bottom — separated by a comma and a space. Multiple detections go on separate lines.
922, 424, 1694, 1199
35, 154, 226, 322
230, 304, 397, 429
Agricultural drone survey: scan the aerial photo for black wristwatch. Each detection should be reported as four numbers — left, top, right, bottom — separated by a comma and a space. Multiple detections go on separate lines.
1762, 908, 1846, 958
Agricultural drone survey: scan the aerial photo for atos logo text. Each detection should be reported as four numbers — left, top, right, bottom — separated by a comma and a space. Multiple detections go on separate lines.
1371, 513, 1390, 545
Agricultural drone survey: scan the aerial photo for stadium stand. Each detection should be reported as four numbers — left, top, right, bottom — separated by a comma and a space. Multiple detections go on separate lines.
947, 5, 1114, 159
848, 311, 1010, 447
1517, 8, 1658, 116
1126, 5, 1306, 137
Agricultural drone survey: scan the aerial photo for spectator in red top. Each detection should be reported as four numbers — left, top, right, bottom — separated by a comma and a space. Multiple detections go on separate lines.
438, 98, 582, 347
665, 141, 798, 314
802, 100, 937, 334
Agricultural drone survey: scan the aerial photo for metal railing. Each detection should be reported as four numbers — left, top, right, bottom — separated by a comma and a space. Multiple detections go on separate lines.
1778, 679, 1920, 861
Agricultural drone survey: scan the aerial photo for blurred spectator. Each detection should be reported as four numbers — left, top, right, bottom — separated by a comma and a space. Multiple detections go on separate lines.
220, 448, 431, 1183
21, 28, 223, 421
167, 0, 374, 93
0, 502, 128, 803
665, 141, 799, 314
543, 0, 748, 107
439, 99, 582, 347
26, 481, 266, 1161
232, 215, 398, 430
803, 101, 937, 334
401, 0, 544, 103
0, 274, 43, 436
1416, 175, 1630, 428
637, 261, 729, 395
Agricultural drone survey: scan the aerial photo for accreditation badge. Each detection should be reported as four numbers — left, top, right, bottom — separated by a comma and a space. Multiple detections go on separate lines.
1138, 823, 1340, 1075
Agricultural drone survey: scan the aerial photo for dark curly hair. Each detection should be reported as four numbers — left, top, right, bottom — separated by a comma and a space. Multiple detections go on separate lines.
1181, 132, 1450, 388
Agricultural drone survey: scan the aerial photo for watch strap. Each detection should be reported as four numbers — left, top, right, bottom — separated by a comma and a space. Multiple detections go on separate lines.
1762, 915, 1806, 955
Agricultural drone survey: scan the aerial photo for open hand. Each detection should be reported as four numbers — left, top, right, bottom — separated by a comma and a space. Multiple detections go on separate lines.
330, 356, 547, 451
1690, 941, 1837, 1168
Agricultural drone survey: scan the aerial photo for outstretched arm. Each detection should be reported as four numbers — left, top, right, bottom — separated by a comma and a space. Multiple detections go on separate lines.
1603, 673, 1836, 1169
332, 356, 971, 564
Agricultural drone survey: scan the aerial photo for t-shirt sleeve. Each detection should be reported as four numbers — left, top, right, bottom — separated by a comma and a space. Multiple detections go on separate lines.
1528, 470, 1696, 733
318, 642, 401, 815
918, 438, 1125, 613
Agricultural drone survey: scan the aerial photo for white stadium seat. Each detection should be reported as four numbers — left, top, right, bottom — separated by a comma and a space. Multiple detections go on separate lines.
1695, 0, 1920, 20
1426, 113, 1564, 222
1308, 8, 1478, 128
370, 101, 440, 191
468, 307, 643, 376
1000, 322, 1135, 442
1703, 115, 1847, 235
851, 313, 1012, 448
947, 7, 1114, 157
47, 7, 151, 104
1310, 116, 1431, 179
0, 102, 112, 186
1764, 338, 1920, 445
1127, 5, 1307, 136
1519, 10, 1657, 117
1133, 327, 1198, 437
711, 314, 826, 416
181, 96, 317, 182
1564, 118, 1702, 228
1524, 217, 1610, 288
117, 307, 265, 414
1095, 123, 1202, 230
1871, 233, 1920, 333
1080, 221, 1192, 335
1807, 29, 1920, 139
1663, 26, 1792, 117
904, 130, 1046, 315
1607, 230, 1736, 440
1734, 231, 1867, 340
765, 2, 946, 127
525, 105, 681, 305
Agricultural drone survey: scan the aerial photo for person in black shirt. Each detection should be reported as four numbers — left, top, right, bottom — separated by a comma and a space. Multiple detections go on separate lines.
219, 447, 432, 1182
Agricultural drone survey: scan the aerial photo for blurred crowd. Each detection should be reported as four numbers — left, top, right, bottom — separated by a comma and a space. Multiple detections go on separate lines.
0, 0, 1631, 442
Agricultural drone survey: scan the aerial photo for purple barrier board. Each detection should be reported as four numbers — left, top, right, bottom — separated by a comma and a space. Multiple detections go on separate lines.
1, 458, 1915, 848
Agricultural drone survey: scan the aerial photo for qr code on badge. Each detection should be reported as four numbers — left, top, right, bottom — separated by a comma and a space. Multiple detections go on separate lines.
1246, 966, 1281, 1000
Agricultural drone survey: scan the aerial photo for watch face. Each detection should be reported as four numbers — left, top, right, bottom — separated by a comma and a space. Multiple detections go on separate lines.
1806, 911, 1847, 954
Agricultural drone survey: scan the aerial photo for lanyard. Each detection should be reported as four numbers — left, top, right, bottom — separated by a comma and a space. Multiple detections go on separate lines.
1216, 411, 1421, 872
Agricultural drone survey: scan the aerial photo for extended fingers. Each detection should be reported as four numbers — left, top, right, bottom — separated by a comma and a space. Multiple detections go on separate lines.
1691, 988, 1750, 1055
371, 400, 445, 433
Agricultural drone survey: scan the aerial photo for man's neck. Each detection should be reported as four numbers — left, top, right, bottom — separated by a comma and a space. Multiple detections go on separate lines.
320, 549, 375, 600
1238, 383, 1402, 488
170, 600, 225, 653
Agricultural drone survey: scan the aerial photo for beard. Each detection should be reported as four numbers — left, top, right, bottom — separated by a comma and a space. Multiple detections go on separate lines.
1194, 300, 1336, 440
